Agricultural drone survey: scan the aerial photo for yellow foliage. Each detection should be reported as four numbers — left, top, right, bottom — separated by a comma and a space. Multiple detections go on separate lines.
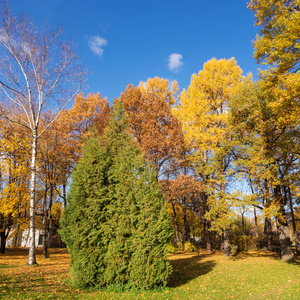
0, 127, 30, 217
174, 58, 246, 152
139, 77, 179, 105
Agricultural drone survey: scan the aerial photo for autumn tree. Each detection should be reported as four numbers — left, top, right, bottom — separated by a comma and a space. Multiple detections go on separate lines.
163, 175, 203, 246
51, 93, 109, 207
175, 58, 247, 256
0, 2, 85, 264
138, 77, 179, 106
229, 80, 297, 261
245, 0, 300, 261
119, 78, 183, 179
61, 92, 110, 158
35, 94, 109, 257
60, 101, 172, 289
0, 122, 30, 253
248, 0, 300, 128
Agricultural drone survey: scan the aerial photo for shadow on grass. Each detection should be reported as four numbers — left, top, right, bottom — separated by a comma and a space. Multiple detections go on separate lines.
168, 254, 216, 288
230, 250, 280, 261
287, 257, 300, 265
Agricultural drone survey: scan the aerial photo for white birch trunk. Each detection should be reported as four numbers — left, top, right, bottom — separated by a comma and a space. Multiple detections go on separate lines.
27, 129, 38, 265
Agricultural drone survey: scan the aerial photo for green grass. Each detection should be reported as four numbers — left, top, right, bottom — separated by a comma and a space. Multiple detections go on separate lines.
0, 264, 19, 269
0, 248, 299, 299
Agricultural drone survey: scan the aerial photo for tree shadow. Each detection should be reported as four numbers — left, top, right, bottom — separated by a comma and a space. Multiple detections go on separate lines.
231, 250, 281, 261
168, 253, 216, 288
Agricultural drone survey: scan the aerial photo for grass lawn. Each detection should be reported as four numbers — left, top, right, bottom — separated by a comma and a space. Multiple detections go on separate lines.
0, 247, 299, 299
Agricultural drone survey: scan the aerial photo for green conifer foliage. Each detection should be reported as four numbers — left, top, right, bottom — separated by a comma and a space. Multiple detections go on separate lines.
59, 101, 172, 289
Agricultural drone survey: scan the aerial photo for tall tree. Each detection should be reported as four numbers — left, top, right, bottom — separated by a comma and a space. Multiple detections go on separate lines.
229, 80, 297, 261
248, 0, 300, 127
175, 58, 246, 256
60, 101, 172, 289
0, 2, 85, 264
53, 93, 109, 206
245, 0, 300, 261
0, 122, 30, 253
163, 175, 203, 246
120, 78, 183, 179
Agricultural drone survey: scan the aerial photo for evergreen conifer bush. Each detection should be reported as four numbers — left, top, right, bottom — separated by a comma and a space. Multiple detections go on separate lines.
59, 101, 173, 289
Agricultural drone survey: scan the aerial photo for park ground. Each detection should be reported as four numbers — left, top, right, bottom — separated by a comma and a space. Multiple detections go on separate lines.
0, 248, 299, 300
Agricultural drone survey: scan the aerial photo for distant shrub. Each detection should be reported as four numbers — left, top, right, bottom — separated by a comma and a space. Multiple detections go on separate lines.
166, 243, 176, 254
184, 242, 196, 253
175, 242, 184, 252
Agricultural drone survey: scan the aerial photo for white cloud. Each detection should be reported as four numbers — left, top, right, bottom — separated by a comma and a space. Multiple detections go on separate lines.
168, 53, 183, 72
88, 35, 107, 57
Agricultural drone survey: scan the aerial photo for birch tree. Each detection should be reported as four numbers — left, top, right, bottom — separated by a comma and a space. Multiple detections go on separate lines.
0, 2, 85, 265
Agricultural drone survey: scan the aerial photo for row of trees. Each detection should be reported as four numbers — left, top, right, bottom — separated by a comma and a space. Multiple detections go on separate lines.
0, 0, 299, 269
0, 92, 109, 256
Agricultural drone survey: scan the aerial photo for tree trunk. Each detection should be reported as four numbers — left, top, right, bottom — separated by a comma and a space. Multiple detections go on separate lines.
274, 185, 293, 261
63, 182, 67, 208
204, 218, 212, 251
27, 130, 38, 265
44, 184, 54, 258
43, 216, 49, 258
287, 187, 300, 255
223, 228, 232, 257
220, 233, 224, 252
253, 207, 259, 238
241, 211, 245, 234
171, 202, 179, 244
278, 223, 294, 261
215, 232, 221, 250
203, 193, 211, 251
0, 230, 6, 254
264, 217, 273, 251
42, 181, 48, 258
182, 202, 190, 245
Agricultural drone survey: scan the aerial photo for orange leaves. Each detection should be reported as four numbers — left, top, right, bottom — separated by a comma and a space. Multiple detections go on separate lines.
119, 78, 183, 174
163, 175, 203, 204
64, 92, 110, 139
57, 92, 110, 163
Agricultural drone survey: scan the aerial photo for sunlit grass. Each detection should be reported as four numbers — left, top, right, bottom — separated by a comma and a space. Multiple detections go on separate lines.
0, 248, 299, 299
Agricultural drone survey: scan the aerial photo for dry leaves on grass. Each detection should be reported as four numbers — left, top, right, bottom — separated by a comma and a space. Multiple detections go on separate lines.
0, 248, 80, 298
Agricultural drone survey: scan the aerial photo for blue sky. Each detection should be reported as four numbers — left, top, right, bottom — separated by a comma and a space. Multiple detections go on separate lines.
12, 0, 259, 105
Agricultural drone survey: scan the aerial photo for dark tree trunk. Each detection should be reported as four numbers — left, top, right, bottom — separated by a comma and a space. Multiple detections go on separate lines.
278, 224, 294, 261
171, 202, 179, 244
42, 182, 48, 258
204, 218, 212, 251
182, 201, 190, 245
220, 233, 224, 252
241, 211, 245, 234
223, 228, 232, 257
43, 184, 54, 258
202, 193, 211, 251
0, 214, 13, 254
287, 187, 300, 255
63, 182, 67, 208
253, 207, 259, 238
274, 185, 293, 261
43, 215, 49, 258
264, 217, 273, 251
215, 232, 221, 250
0, 230, 6, 254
